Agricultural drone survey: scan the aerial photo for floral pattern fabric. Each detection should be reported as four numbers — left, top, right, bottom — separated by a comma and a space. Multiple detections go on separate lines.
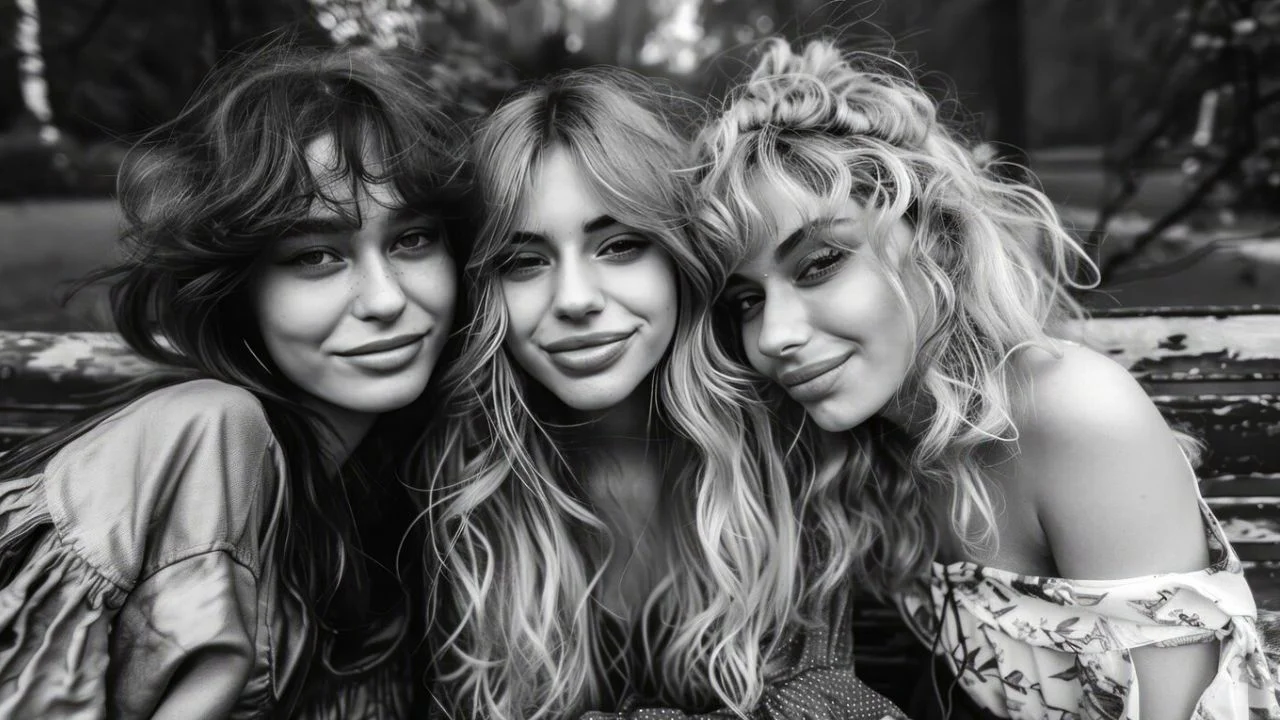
896, 500, 1280, 719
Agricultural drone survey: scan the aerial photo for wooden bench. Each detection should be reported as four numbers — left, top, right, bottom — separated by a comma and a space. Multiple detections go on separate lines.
3, 307, 1280, 704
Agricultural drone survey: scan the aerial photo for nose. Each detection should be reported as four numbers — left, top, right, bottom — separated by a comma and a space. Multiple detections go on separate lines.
754, 286, 811, 359
351, 256, 408, 322
552, 257, 604, 321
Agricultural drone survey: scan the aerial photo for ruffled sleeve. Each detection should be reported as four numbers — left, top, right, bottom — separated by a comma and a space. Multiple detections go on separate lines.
0, 379, 284, 719
895, 498, 1280, 718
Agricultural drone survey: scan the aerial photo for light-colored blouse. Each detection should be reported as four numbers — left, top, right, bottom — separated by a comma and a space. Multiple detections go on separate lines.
0, 379, 411, 719
896, 499, 1280, 718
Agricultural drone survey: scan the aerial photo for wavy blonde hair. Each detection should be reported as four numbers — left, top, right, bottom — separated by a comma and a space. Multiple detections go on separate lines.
424, 67, 801, 719
691, 38, 1101, 603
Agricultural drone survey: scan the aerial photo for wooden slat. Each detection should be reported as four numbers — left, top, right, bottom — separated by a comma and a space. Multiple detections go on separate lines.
1088, 305, 1280, 318
1152, 394, 1280, 475
1247, 564, 1280, 612
1201, 473, 1280, 497
1066, 309, 1280, 383
0, 332, 156, 408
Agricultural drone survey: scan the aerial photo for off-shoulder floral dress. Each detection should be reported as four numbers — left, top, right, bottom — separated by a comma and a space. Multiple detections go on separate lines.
896, 497, 1280, 719
0, 379, 412, 719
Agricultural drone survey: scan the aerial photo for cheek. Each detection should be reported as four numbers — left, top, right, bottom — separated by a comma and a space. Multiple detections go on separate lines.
401, 257, 458, 324
252, 273, 345, 357
740, 319, 769, 374
882, 272, 923, 365
498, 279, 546, 343
630, 253, 679, 331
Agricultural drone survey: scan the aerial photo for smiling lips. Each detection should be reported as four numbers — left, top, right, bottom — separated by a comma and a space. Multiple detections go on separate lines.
336, 332, 428, 372
778, 351, 853, 403
542, 330, 635, 375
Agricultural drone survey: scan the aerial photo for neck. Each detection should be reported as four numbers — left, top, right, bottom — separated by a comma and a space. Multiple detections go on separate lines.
572, 379, 657, 443
879, 386, 932, 438
570, 383, 674, 618
570, 380, 669, 526
302, 396, 378, 471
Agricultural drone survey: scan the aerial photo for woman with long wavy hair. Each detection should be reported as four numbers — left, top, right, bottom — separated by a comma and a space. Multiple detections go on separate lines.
422, 68, 906, 719
0, 44, 470, 718
692, 38, 1279, 719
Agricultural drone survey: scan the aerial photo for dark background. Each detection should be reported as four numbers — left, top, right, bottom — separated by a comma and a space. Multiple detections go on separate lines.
1, 0, 1277, 330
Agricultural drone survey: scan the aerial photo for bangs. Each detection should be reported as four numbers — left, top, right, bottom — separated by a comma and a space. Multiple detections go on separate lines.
202, 54, 467, 245
703, 128, 919, 271
468, 78, 692, 274
569, 141, 684, 239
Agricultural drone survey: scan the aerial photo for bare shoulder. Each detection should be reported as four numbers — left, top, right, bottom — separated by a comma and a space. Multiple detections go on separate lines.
1010, 341, 1163, 438
1002, 341, 1208, 579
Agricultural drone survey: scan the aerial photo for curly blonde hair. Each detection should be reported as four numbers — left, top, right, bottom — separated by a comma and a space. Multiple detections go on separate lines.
691, 38, 1098, 603
423, 67, 801, 719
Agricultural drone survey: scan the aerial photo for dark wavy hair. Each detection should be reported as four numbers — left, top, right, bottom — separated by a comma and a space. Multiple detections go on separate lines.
0, 42, 473, 679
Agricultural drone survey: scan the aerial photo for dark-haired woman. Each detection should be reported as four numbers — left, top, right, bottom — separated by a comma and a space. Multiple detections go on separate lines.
0, 45, 469, 718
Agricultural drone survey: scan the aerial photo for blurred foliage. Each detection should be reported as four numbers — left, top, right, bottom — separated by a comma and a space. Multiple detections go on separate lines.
4, 0, 1280, 217
1085, 0, 1280, 281
0, 0, 516, 198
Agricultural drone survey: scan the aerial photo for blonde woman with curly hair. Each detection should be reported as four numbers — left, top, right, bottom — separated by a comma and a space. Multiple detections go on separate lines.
692, 38, 1279, 720
420, 67, 907, 719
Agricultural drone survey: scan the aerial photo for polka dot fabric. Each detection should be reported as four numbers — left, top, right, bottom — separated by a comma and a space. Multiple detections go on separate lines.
581, 598, 907, 719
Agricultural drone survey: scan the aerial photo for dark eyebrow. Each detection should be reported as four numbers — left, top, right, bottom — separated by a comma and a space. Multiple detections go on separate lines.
282, 205, 436, 239
388, 206, 439, 226
282, 215, 360, 238
506, 215, 621, 246
508, 230, 544, 246
584, 215, 621, 234
774, 217, 839, 261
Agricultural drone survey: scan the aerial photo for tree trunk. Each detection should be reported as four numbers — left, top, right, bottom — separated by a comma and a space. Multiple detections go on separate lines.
987, 0, 1028, 175
15, 0, 60, 145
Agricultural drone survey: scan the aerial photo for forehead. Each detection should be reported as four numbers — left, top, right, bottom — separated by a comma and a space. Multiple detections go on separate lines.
735, 175, 866, 264
511, 148, 606, 234
746, 176, 849, 234
302, 132, 399, 215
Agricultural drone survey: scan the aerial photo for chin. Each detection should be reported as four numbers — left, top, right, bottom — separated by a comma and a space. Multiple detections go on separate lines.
806, 399, 873, 433
542, 372, 645, 413
331, 376, 431, 415
549, 384, 632, 412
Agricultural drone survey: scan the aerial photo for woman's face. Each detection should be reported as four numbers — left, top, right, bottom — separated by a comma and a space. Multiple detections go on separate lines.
497, 146, 678, 412
250, 133, 456, 418
723, 178, 916, 432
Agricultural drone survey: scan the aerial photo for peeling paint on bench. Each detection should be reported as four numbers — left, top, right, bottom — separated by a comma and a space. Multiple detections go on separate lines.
1069, 313, 1280, 381
1154, 395, 1280, 476
0, 332, 157, 409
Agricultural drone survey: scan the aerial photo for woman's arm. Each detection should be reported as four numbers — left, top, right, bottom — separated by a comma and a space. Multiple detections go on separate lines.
109, 551, 261, 720
0, 380, 282, 718
1017, 345, 1217, 719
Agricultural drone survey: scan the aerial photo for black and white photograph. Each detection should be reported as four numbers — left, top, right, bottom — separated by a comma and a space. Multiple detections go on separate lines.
0, 1, 1278, 717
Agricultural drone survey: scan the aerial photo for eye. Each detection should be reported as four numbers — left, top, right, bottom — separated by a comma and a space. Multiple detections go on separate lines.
283, 249, 343, 268
796, 247, 849, 283
393, 227, 443, 253
598, 234, 650, 261
723, 289, 764, 322
498, 251, 548, 279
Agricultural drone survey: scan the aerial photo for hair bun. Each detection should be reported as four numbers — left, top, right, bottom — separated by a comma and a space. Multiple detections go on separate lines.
726, 38, 934, 149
